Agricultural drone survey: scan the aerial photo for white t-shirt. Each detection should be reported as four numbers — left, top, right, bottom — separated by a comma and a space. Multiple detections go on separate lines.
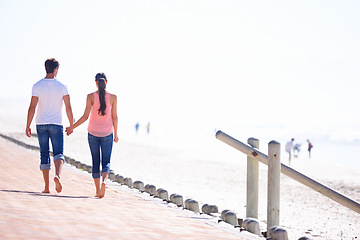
32, 78, 69, 125
285, 141, 294, 153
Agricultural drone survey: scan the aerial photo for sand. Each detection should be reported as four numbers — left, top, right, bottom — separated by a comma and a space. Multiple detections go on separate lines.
0, 100, 359, 240
0, 136, 262, 240
1, 131, 359, 239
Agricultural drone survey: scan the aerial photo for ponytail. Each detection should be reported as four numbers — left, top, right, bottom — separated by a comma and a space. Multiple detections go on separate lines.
97, 78, 106, 116
95, 73, 108, 116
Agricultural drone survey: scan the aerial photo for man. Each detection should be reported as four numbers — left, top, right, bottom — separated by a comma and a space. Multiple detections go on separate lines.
285, 138, 294, 165
26, 58, 73, 193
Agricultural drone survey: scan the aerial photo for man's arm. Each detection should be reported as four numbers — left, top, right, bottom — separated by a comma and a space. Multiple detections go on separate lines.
26, 96, 38, 137
63, 94, 74, 127
65, 93, 93, 135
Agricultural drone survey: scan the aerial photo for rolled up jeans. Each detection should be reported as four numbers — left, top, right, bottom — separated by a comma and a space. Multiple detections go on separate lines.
88, 133, 113, 179
36, 124, 65, 171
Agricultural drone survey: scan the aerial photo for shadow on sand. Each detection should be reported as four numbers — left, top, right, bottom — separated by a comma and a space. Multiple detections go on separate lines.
0, 189, 91, 199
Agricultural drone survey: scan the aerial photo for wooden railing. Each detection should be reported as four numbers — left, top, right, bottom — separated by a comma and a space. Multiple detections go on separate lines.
215, 130, 360, 233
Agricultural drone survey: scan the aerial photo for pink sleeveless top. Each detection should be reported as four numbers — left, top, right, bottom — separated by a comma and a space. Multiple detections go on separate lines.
88, 92, 113, 137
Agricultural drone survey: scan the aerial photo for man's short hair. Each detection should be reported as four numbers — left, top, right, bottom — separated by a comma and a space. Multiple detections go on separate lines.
45, 58, 60, 74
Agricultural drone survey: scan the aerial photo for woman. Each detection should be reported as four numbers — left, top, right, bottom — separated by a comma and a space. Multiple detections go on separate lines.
66, 73, 118, 198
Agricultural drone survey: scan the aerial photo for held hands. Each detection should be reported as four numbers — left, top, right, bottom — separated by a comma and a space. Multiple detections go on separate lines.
65, 126, 74, 136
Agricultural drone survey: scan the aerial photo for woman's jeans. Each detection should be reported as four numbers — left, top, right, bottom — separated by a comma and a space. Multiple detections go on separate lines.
88, 133, 113, 179
36, 124, 65, 171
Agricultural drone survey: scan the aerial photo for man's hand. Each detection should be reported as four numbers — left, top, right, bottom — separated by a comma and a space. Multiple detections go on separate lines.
65, 126, 73, 136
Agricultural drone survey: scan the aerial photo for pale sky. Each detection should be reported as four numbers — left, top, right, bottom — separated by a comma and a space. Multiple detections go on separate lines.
1, 0, 360, 140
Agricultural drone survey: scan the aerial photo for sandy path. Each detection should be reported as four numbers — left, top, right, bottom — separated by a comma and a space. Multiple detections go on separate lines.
0, 137, 261, 240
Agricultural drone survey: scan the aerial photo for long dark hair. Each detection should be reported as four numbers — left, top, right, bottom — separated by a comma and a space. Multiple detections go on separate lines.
95, 73, 107, 116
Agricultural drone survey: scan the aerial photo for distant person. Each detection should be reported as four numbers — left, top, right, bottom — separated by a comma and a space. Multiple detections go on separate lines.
285, 138, 295, 165
146, 122, 150, 134
307, 139, 313, 158
66, 73, 119, 198
26, 58, 74, 194
135, 122, 140, 134
294, 143, 301, 157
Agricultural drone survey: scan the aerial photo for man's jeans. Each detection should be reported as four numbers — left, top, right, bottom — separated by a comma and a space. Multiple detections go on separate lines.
36, 124, 65, 171
88, 133, 113, 179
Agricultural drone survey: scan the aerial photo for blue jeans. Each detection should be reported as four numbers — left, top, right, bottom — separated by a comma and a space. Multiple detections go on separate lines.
88, 133, 113, 179
36, 124, 65, 171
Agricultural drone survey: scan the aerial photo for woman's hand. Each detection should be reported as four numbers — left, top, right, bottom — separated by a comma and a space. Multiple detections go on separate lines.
114, 134, 119, 143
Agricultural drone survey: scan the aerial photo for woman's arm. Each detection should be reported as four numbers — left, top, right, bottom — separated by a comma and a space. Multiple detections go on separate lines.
66, 93, 93, 136
111, 94, 119, 143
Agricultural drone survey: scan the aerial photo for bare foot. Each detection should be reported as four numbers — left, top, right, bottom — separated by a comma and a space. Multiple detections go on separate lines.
54, 175, 62, 193
98, 183, 106, 198
42, 189, 50, 194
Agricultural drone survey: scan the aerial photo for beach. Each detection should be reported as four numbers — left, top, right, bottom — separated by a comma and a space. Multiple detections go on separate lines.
2, 1, 360, 239
1, 128, 359, 239
0, 136, 262, 240
1, 101, 360, 239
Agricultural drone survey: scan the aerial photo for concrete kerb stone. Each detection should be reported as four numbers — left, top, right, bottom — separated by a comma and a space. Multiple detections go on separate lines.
144, 184, 157, 196
202, 204, 219, 215
156, 188, 169, 201
109, 171, 116, 181
170, 193, 184, 207
297, 236, 312, 240
243, 218, 261, 236
221, 210, 238, 226
73, 160, 82, 168
267, 226, 288, 240
65, 156, 76, 165
184, 199, 200, 213
124, 177, 133, 188
133, 180, 145, 191
114, 174, 124, 184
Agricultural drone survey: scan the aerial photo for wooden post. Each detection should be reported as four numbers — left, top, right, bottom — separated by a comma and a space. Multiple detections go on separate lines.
267, 140, 281, 232
215, 131, 360, 214
247, 138, 259, 219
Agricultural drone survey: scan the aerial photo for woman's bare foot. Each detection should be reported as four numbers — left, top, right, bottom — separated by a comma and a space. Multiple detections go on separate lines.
98, 182, 106, 198
54, 175, 62, 193
42, 188, 50, 193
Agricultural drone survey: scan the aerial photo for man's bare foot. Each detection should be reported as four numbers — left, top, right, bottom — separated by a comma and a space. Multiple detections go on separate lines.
98, 183, 106, 198
54, 175, 62, 193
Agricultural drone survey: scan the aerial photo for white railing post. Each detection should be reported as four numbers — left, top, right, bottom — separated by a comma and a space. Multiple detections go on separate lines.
247, 138, 259, 219
267, 140, 281, 232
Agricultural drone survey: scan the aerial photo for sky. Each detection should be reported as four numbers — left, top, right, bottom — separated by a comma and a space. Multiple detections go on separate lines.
1, 0, 360, 141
